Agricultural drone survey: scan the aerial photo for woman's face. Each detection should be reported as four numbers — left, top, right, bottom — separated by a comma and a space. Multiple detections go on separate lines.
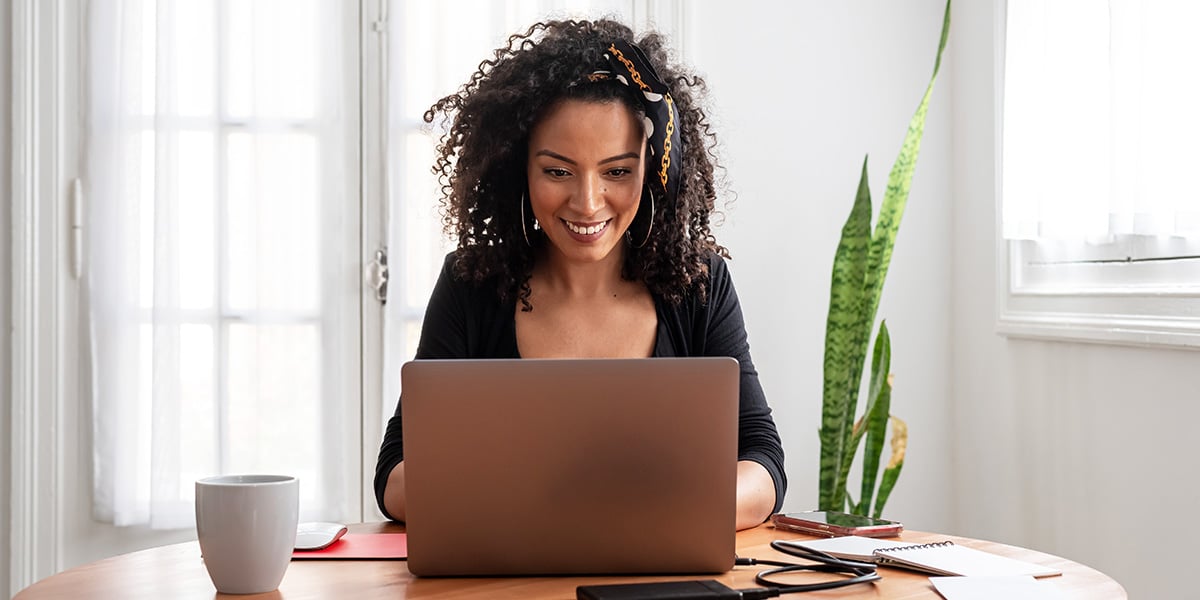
526, 99, 646, 266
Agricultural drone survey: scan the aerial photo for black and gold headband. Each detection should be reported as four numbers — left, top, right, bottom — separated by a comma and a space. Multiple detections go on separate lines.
587, 40, 682, 206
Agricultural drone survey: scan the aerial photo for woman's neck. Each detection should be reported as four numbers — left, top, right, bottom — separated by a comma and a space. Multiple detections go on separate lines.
535, 244, 628, 299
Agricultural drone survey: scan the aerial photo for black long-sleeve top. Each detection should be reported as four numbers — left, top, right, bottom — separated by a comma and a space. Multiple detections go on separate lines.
374, 251, 787, 519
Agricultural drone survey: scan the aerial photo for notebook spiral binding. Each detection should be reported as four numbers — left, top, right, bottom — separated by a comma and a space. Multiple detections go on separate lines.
872, 540, 954, 556
873, 540, 955, 561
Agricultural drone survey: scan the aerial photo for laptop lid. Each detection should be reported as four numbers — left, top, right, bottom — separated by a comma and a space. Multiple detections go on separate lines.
401, 357, 739, 576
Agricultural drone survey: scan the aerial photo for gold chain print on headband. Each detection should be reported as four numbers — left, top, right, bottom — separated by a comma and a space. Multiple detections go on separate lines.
660, 95, 675, 189
607, 44, 651, 91
607, 43, 674, 191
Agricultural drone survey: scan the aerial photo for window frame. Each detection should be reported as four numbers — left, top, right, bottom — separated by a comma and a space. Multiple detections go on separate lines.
10, 0, 84, 590
995, 0, 1200, 349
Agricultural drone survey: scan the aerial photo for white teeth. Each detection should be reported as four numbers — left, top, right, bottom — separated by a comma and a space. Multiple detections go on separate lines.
566, 220, 608, 235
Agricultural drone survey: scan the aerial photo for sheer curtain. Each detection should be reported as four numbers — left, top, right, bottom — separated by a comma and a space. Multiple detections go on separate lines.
85, 0, 358, 529
1003, 0, 1200, 241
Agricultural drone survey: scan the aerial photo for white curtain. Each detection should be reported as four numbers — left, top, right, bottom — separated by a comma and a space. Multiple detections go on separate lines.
1003, 0, 1200, 241
86, 0, 356, 529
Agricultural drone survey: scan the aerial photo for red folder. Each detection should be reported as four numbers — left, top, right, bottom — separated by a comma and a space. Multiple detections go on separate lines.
291, 533, 407, 560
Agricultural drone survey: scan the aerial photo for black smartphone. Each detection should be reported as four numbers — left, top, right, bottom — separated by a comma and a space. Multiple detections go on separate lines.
770, 510, 903, 538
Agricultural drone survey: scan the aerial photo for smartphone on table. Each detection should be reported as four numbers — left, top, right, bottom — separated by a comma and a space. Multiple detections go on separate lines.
770, 510, 903, 538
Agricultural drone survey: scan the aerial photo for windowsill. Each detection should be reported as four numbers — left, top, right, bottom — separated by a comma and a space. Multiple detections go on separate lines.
997, 309, 1200, 348
997, 242, 1200, 350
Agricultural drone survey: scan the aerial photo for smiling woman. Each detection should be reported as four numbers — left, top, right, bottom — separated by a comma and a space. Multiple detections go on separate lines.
374, 18, 787, 532
527, 101, 647, 268
522, 100, 659, 359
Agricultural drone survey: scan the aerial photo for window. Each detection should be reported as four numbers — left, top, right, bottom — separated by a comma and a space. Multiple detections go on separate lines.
86, 0, 362, 528
999, 0, 1200, 348
9, 0, 686, 589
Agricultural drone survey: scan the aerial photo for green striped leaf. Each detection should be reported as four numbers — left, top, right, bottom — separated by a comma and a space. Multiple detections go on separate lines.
818, 158, 872, 511
872, 416, 908, 519
817, 0, 950, 517
863, 0, 951, 331
859, 322, 892, 515
836, 320, 890, 511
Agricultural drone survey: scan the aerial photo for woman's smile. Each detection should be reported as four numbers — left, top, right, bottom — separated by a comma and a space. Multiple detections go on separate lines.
563, 218, 612, 238
526, 99, 647, 265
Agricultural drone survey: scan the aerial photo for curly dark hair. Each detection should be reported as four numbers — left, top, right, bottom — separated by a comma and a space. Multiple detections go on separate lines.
425, 18, 728, 309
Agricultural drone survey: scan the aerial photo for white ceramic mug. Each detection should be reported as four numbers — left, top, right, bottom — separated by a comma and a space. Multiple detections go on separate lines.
195, 474, 299, 594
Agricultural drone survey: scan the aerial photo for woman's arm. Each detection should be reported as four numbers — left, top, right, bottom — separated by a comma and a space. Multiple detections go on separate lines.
700, 255, 788, 524
375, 253, 476, 521
382, 462, 407, 522
374, 407, 407, 521
736, 460, 777, 530
374, 252, 521, 521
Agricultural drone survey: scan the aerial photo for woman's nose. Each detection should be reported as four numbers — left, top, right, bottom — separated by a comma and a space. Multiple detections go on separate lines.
570, 174, 605, 216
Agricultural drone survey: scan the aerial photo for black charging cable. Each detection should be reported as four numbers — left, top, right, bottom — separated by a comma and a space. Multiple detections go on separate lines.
736, 540, 881, 594
576, 540, 880, 599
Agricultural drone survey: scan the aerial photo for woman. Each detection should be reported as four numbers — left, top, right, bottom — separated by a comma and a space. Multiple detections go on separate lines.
375, 18, 785, 531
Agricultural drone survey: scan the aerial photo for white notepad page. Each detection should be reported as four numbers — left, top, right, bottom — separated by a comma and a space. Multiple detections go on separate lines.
874, 541, 1061, 578
781, 535, 911, 562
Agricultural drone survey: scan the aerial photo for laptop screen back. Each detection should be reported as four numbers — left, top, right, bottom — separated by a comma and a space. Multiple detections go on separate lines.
401, 357, 739, 576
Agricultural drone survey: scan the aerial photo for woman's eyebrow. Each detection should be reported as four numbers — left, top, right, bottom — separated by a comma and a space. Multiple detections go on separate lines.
533, 149, 641, 164
534, 149, 576, 164
599, 151, 640, 164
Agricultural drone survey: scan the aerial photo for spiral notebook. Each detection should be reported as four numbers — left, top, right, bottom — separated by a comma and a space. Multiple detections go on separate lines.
780, 535, 911, 562
872, 541, 1061, 578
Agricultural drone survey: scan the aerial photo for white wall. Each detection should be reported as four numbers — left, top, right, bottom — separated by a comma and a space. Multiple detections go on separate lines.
951, 3, 1196, 598
691, 0, 955, 533
2, 0, 15, 594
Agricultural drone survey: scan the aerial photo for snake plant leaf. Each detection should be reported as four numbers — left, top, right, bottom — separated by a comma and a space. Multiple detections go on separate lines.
819, 158, 872, 511
872, 415, 908, 519
836, 319, 891, 509
831, 167, 880, 510
859, 322, 892, 515
862, 0, 951, 332
863, 0, 947, 519
817, 0, 950, 517
840, 415, 866, 513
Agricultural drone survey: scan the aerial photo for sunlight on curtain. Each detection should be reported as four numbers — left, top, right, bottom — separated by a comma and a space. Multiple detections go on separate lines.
86, 0, 356, 529
1003, 0, 1200, 241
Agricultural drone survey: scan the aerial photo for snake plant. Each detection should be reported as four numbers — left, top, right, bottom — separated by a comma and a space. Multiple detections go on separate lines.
818, 0, 950, 518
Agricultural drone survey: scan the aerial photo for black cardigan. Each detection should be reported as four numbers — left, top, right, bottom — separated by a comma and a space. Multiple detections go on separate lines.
374, 252, 787, 519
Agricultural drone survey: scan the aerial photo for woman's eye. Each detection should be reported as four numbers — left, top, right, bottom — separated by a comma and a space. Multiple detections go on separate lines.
544, 168, 571, 178
607, 168, 632, 178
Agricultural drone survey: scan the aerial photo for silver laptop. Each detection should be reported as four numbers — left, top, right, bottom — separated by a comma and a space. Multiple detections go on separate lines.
401, 357, 739, 576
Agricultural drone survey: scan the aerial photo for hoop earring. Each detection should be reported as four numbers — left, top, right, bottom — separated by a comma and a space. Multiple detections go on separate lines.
629, 186, 655, 249
520, 192, 534, 247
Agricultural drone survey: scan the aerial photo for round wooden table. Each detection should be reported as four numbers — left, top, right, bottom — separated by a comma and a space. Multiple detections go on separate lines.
15, 522, 1126, 599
